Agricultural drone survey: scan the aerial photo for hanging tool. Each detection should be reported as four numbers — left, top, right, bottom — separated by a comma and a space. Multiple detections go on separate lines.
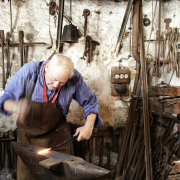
19, 31, 24, 67
157, 0, 162, 77
80, 35, 99, 63
47, 13, 53, 49
83, 9, 90, 37
114, 0, 134, 56
176, 33, 180, 77
0, 30, 5, 89
81, 35, 91, 60
166, 27, 172, 73
47, 0, 59, 28
88, 39, 100, 63
6, 32, 11, 79
163, 30, 167, 72
155, 30, 159, 76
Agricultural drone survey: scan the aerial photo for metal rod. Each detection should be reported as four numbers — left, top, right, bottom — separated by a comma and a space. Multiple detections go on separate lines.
56, 0, 65, 52
0, 30, 5, 89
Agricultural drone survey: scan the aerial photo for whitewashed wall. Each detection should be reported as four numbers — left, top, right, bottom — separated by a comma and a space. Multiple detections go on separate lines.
0, 0, 179, 132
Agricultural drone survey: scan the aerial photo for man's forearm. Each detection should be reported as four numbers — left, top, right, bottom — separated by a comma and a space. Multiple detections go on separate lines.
3, 99, 18, 114
85, 113, 97, 129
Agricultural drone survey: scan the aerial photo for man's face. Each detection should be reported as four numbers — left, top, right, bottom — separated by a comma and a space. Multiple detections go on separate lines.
44, 62, 70, 91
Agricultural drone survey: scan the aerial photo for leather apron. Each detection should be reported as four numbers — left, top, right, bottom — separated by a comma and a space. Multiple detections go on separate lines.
16, 62, 71, 180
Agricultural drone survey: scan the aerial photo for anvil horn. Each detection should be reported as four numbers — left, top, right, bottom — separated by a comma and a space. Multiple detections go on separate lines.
11, 142, 110, 180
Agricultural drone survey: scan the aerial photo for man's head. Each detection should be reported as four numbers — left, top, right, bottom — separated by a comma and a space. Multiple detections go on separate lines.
44, 54, 74, 91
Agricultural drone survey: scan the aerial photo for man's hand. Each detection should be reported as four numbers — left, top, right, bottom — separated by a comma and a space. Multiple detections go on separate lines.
3, 98, 31, 126
73, 113, 97, 141
14, 98, 30, 116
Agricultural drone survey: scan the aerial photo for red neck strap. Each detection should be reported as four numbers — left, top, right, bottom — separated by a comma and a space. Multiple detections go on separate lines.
42, 62, 61, 103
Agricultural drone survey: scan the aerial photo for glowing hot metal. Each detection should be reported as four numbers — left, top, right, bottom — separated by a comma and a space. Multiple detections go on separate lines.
38, 148, 51, 154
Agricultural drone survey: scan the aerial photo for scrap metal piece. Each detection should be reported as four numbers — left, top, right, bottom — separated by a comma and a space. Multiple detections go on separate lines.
11, 142, 110, 180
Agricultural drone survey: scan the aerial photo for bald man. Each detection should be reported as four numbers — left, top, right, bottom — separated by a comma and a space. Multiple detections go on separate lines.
0, 54, 103, 180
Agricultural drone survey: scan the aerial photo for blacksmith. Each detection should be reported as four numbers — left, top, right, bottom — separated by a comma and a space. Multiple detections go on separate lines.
0, 54, 104, 180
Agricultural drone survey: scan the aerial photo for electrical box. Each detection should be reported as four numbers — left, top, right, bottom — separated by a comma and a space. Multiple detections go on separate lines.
111, 67, 130, 84
111, 66, 130, 96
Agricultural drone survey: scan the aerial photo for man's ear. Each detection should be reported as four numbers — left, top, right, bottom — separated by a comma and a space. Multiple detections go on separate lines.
45, 62, 50, 71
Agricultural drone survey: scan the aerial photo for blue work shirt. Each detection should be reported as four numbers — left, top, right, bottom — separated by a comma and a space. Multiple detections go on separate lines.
0, 60, 104, 128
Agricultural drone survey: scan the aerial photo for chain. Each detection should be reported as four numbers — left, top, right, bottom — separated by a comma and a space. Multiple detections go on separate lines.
47, 0, 58, 28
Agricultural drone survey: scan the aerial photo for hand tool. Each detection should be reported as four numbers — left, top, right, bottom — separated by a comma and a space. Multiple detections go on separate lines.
89, 39, 99, 63
115, 0, 134, 56
83, 9, 90, 37
157, 0, 162, 77
19, 31, 24, 67
0, 30, 5, 89
155, 30, 158, 76
47, 13, 53, 49
80, 35, 91, 60
6, 32, 11, 79
163, 30, 167, 72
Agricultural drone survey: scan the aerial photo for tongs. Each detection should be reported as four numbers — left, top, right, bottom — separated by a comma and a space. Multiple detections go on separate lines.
50, 136, 78, 150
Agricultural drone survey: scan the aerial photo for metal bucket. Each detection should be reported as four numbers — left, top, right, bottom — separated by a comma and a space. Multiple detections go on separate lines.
61, 23, 78, 43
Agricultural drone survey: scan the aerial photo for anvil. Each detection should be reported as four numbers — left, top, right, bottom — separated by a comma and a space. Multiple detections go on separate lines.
11, 142, 110, 180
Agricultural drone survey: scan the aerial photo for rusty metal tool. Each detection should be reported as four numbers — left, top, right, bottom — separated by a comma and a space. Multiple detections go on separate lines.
47, 13, 53, 49
11, 142, 110, 180
114, 67, 141, 179
6, 32, 11, 79
155, 30, 159, 76
163, 30, 167, 71
157, 0, 162, 77
115, 0, 134, 56
81, 35, 91, 60
19, 31, 24, 67
83, 9, 90, 37
121, 126, 143, 180
99, 129, 104, 167
177, 53, 180, 77
89, 39, 100, 63
167, 28, 174, 73
139, 3, 153, 179
0, 30, 5, 89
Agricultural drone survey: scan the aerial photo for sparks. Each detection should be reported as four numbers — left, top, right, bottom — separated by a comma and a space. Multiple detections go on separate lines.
38, 148, 51, 154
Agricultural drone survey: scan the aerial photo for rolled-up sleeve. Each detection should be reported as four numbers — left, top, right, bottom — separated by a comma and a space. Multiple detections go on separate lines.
74, 73, 104, 128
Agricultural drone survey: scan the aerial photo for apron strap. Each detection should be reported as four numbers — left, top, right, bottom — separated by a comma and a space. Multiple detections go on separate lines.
27, 61, 43, 100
